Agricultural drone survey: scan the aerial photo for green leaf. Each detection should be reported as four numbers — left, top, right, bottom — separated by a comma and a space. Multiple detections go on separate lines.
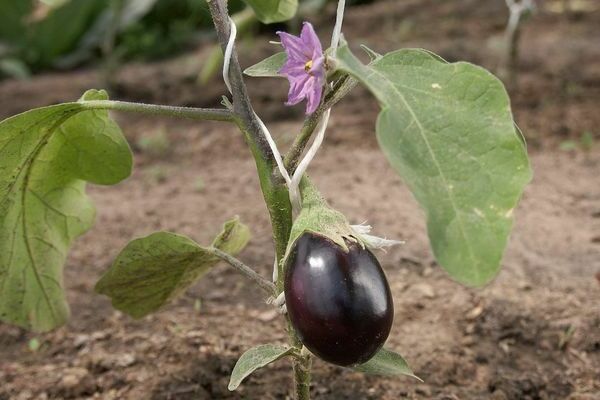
243, 0, 298, 24
0, 89, 133, 332
228, 344, 294, 391
29, 0, 107, 68
244, 52, 286, 78
354, 348, 421, 381
0, 0, 32, 44
0, 58, 31, 80
95, 217, 250, 319
336, 45, 532, 286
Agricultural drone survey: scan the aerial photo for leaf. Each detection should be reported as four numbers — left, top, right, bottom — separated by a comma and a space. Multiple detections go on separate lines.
354, 348, 421, 381
244, 52, 286, 78
58, 0, 161, 68
336, 45, 532, 286
28, 0, 107, 68
228, 344, 294, 390
0, 89, 133, 332
95, 217, 250, 319
0, 58, 31, 80
243, 0, 298, 24
0, 0, 32, 44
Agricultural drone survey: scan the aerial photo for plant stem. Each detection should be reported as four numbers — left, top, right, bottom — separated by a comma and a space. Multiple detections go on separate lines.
210, 248, 277, 296
284, 75, 357, 174
294, 353, 312, 400
82, 100, 235, 122
505, 14, 522, 88
207, 1, 310, 398
207, 0, 293, 267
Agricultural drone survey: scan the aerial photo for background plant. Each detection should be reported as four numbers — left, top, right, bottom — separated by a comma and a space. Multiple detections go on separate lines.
0, 0, 531, 398
501, 0, 536, 87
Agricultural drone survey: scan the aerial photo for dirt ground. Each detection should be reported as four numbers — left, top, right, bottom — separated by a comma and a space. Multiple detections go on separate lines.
1, 0, 599, 399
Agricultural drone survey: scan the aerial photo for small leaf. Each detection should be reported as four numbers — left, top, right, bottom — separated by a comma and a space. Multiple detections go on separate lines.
244, 52, 286, 78
335, 45, 532, 287
354, 348, 421, 381
228, 344, 294, 391
95, 217, 250, 319
243, 0, 298, 24
0, 89, 132, 332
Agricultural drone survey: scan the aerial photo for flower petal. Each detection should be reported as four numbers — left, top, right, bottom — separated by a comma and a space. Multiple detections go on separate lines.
300, 22, 322, 56
305, 79, 323, 114
277, 31, 308, 61
309, 55, 325, 77
286, 77, 310, 106
279, 59, 306, 78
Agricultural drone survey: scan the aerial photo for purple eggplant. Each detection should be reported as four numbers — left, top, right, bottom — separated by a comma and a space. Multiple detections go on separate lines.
284, 232, 394, 366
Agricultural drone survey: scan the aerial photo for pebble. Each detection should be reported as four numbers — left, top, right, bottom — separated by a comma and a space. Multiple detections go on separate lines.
410, 283, 436, 299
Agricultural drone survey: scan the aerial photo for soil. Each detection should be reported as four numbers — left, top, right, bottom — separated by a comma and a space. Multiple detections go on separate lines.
1, 0, 599, 399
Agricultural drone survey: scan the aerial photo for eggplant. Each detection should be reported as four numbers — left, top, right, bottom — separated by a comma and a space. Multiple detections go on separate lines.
284, 232, 394, 366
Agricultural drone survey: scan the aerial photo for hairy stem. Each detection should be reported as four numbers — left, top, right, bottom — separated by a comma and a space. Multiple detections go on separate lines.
210, 248, 276, 296
293, 353, 312, 400
207, 1, 311, 398
82, 100, 235, 122
207, 0, 293, 265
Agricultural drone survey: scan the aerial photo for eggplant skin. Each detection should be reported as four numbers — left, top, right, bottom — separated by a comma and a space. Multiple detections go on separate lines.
284, 232, 394, 366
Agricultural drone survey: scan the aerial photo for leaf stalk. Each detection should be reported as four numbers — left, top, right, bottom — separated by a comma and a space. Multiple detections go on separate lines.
210, 247, 276, 296
82, 100, 235, 122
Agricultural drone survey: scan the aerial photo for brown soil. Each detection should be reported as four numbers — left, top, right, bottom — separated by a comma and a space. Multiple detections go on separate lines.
1, 1, 599, 399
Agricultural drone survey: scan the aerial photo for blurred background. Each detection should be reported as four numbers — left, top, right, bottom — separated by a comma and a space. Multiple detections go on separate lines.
0, 0, 599, 399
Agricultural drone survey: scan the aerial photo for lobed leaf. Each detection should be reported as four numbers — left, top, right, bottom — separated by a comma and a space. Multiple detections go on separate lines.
244, 52, 286, 78
228, 344, 294, 391
335, 44, 532, 286
0, 89, 132, 332
243, 0, 298, 24
354, 348, 421, 381
95, 217, 250, 319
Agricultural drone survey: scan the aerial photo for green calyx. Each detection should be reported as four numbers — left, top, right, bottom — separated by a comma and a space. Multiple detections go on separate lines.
284, 177, 361, 263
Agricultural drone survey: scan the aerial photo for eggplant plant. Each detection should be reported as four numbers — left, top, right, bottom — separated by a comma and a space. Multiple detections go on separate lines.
0, 0, 531, 398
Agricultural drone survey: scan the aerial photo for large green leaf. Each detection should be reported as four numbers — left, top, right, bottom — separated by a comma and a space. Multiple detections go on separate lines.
95, 217, 251, 319
228, 344, 294, 391
336, 45, 532, 286
243, 0, 297, 24
354, 348, 421, 381
0, 89, 132, 332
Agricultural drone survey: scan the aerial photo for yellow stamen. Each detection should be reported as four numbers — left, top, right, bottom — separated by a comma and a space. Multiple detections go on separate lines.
304, 60, 313, 72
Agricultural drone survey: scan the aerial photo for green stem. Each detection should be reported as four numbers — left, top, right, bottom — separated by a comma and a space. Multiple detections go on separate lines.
284, 75, 357, 174
206, 2, 359, 399
207, 0, 293, 272
293, 353, 312, 400
82, 100, 235, 122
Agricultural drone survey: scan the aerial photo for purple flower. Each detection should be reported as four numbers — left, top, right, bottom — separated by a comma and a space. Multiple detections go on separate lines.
277, 22, 325, 115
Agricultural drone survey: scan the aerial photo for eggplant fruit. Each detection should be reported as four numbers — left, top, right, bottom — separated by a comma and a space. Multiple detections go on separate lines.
284, 232, 394, 366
